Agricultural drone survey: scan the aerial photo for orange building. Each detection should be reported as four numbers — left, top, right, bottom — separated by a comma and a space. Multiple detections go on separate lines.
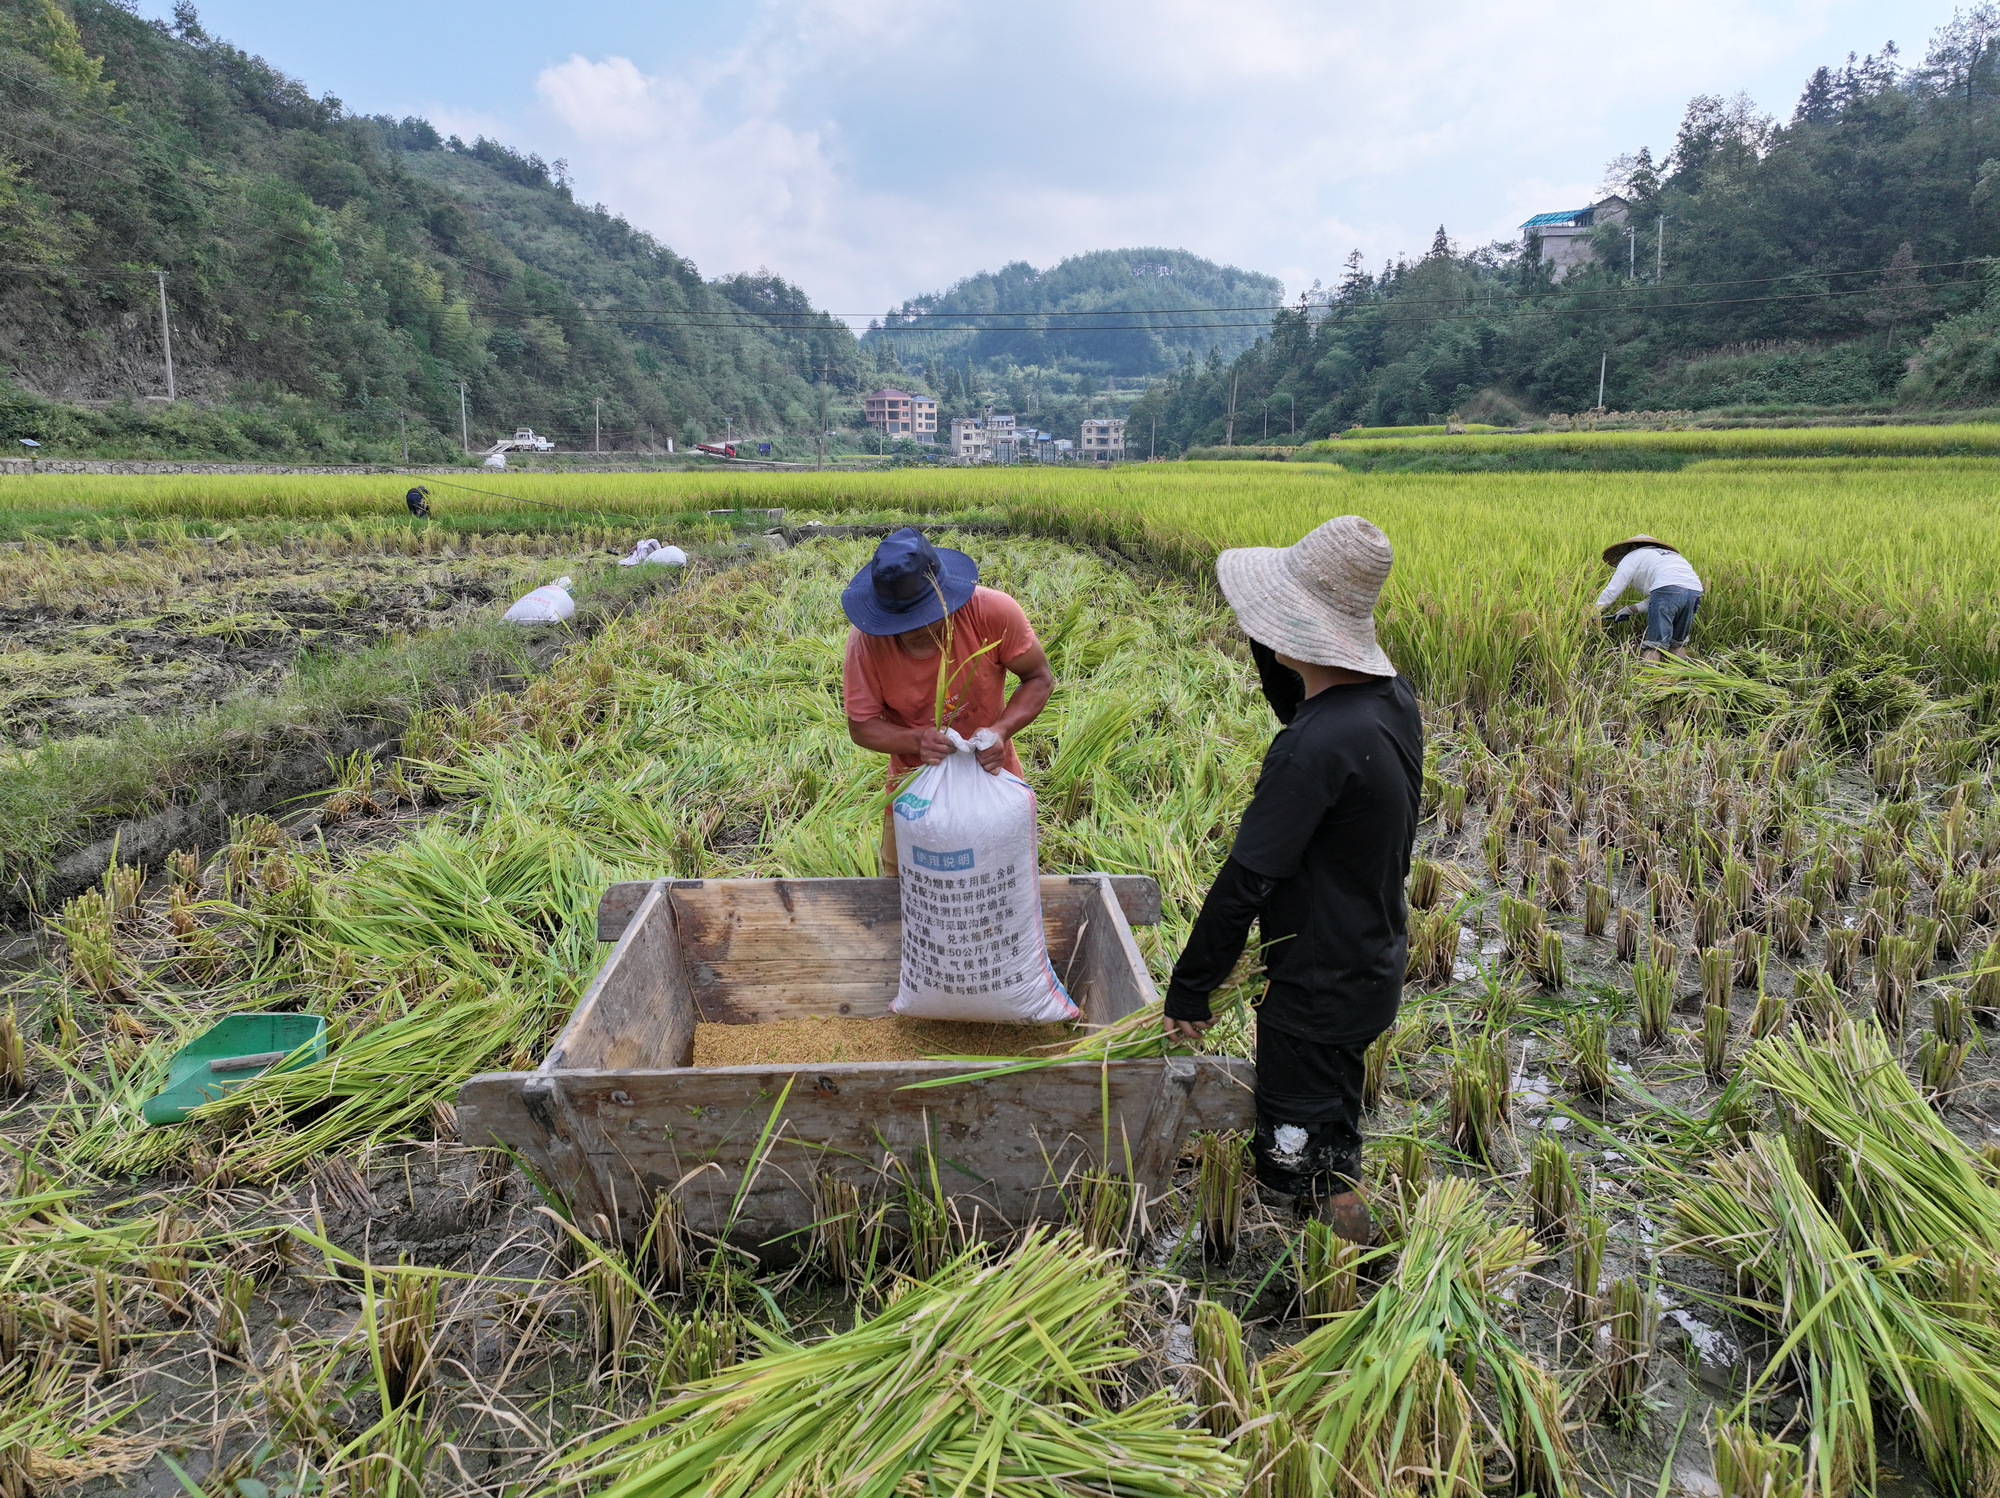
864, 389, 938, 439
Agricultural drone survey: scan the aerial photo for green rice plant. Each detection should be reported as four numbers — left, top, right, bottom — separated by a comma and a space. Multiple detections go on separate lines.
1733, 928, 1769, 991
651, 1311, 742, 1394
1650, 930, 1681, 977
1936, 985, 1973, 1046
1650, 866, 1686, 928
145, 1211, 194, 1318
1703, 1003, 1734, 1086
1595, 1277, 1657, 1432
213, 1265, 252, 1358
1803, 859, 1837, 916
1584, 881, 1610, 937
1569, 1211, 1606, 1327
1544, 853, 1576, 912
1259, 1176, 1572, 1498
1407, 857, 1443, 910
1694, 889, 1728, 950
1448, 1029, 1508, 1169
1673, 1132, 2000, 1498
48, 889, 129, 1000
1711, 1421, 1804, 1498
1189, 1300, 1253, 1440
1700, 946, 1731, 1010
1750, 986, 1788, 1041
1917, 1033, 1968, 1109
551, 1230, 1242, 1498
1498, 894, 1544, 962
1790, 969, 1841, 1030
1297, 1219, 1361, 1319
1936, 878, 1977, 960
1874, 933, 1920, 1035
1406, 905, 1461, 986
1193, 1131, 1246, 1265
1530, 926, 1568, 990
1439, 780, 1468, 833
1527, 1133, 1576, 1243
1615, 905, 1640, 963
1564, 1010, 1612, 1104
1824, 926, 1860, 988
1379, 1136, 1430, 1239
1771, 895, 1812, 958
1722, 856, 1754, 920
1634, 961, 1674, 1048
1482, 822, 1506, 882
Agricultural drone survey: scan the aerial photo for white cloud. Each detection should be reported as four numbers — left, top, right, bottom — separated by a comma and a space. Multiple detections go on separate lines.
517, 0, 1953, 315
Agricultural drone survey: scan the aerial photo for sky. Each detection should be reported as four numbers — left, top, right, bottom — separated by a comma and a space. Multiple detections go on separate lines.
144, 0, 1955, 322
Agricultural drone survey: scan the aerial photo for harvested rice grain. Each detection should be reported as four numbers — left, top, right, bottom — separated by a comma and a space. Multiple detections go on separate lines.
692, 1015, 1077, 1067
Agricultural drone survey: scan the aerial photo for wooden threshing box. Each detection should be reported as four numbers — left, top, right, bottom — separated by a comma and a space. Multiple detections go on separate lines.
458, 874, 1255, 1256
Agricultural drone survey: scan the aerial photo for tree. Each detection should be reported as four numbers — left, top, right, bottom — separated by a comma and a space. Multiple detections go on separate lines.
1428, 226, 1451, 259
1866, 243, 1934, 338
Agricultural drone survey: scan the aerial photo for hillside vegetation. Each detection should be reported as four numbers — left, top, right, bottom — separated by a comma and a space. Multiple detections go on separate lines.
1131, 15, 2000, 448
0, 0, 860, 460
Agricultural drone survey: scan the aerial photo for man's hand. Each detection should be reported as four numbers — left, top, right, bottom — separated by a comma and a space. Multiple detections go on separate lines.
910, 727, 955, 765
1164, 1015, 1212, 1045
976, 734, 1010, 774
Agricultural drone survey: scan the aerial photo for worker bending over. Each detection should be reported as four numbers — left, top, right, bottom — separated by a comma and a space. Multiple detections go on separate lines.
1594, 533, 1703, 661
841, 528, 1055, 875
1162, 516, 1422, 1245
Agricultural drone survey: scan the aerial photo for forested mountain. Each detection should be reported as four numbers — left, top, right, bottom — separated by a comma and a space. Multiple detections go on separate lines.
0, 0, 859, 460
1133, 14, 2000, 451
862, 249, 1283, 377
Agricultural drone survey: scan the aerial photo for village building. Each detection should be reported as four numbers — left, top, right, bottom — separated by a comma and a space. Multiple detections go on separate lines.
1519, 196, 1630, 281
949, 417, 990, 460
863, 389, 938, 440
1079, 417, 1126, 462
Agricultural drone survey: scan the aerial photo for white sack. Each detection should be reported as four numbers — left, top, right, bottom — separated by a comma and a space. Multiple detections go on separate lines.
891, 729, 1076, 1022
646, 544, 688, 566
483, 452, 507, 469
503, 576, 575, 624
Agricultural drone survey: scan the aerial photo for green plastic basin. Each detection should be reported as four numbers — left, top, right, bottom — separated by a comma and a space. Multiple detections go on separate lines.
140, 1012, 327, 1127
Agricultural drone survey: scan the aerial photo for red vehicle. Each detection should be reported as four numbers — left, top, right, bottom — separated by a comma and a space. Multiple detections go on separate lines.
693, 442, 738, 459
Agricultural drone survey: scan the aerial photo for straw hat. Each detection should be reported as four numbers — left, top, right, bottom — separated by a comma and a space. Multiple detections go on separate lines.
1215, 515, 1396, 675
1602, 534, 1679, 566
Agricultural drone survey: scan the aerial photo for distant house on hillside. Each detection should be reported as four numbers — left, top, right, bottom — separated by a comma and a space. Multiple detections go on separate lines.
1079, 417, 1125, 462
864, 389, 938, 440
1520, 196, 1630, 280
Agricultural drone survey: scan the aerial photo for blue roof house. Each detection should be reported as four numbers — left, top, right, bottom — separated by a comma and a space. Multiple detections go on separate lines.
1519, 195, 1630, 280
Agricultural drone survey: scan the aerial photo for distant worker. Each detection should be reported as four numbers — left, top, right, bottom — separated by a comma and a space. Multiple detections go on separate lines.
1595, 534, 1703, 662
1162, 516, 1422, 1245
405, 485, 430, 518
841, 528, 1056, 875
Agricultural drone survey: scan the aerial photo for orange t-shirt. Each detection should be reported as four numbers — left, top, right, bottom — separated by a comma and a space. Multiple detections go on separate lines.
843, 587, 1040, 780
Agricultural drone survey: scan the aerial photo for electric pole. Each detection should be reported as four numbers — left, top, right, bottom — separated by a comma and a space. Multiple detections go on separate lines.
1224, 372, 1239, 446
1596, 353, 1608, 411
1657, 214, 1670, 279
816, 365, 828, 472
398, 406, 408, 464
155, 271, 175, 402
1150, 414, 1156, 459
457, 382, 469, 454
594, 398, 602, 454
1627, 226, 1636, 278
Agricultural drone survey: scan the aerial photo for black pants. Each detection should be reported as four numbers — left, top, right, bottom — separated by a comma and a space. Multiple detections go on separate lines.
1252, 1014, 1380, 1199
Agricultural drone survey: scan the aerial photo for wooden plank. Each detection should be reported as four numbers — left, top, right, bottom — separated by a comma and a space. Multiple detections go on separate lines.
549, 883, 699, 1071
596, 874, 1161, 943
1069, 876, 1158, 1028
457, 1055, 1255, 1257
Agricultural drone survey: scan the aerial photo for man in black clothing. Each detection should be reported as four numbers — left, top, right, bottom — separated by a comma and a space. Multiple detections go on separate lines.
1163, 515, 1423, 1243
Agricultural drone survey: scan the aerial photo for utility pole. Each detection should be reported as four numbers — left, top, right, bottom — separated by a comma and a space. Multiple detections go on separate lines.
816, 365, 828, 472
594, 398, 602, 454
1596, 353, 1608, 411
1657, 215, 1670, 280
1288, 392, 1295, 436
154, 271, 175, 402
1149, 414, 1156, 459
1224, 371, 1239, 446
1627, 226, 1636, 278
456, 382, 469, 454
398, 407, 408, 464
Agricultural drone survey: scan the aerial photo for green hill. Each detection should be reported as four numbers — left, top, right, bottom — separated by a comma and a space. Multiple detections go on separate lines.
0, 0, 860, 461
864, 248, 1284, 377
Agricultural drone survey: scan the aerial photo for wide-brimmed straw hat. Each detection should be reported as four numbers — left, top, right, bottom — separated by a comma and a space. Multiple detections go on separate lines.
1602, 534, 1679, 566
840, 527, 979, 635
1215, 515, 1396, 675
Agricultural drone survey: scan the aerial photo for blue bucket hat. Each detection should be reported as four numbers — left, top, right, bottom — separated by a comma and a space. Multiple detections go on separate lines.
841, 528, 979, 635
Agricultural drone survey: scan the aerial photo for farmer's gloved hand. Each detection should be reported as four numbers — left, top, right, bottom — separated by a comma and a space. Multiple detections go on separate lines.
1612, 607, 1634, 623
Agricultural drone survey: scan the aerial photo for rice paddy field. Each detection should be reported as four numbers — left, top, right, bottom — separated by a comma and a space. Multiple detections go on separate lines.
4, 450, 2000, 1496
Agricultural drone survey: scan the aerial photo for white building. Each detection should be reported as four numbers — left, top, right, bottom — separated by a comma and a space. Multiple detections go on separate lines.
949, 417, 990, 460
1519, 196, 1631, 281
1079, 417, 1125, 462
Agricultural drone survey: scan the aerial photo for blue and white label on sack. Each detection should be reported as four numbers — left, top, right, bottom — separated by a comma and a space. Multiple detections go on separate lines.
911, 846, 975, 872
893, 791, 932, 822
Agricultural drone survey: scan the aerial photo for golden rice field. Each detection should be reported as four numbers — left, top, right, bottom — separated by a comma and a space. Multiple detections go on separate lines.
6, 455, 2000, 1497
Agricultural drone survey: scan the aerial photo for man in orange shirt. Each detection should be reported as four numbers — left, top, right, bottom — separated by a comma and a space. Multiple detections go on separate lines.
841, 528, 1056, 874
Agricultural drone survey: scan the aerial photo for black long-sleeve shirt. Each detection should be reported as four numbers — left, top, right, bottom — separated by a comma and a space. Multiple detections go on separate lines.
1165, 645, 1424, 1042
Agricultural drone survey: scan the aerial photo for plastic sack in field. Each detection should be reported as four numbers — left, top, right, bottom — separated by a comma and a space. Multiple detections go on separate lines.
482, 452, 507, 469
618, 539, 689, 568
891, 729, 1076, 1023
503, 575, 575, 624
